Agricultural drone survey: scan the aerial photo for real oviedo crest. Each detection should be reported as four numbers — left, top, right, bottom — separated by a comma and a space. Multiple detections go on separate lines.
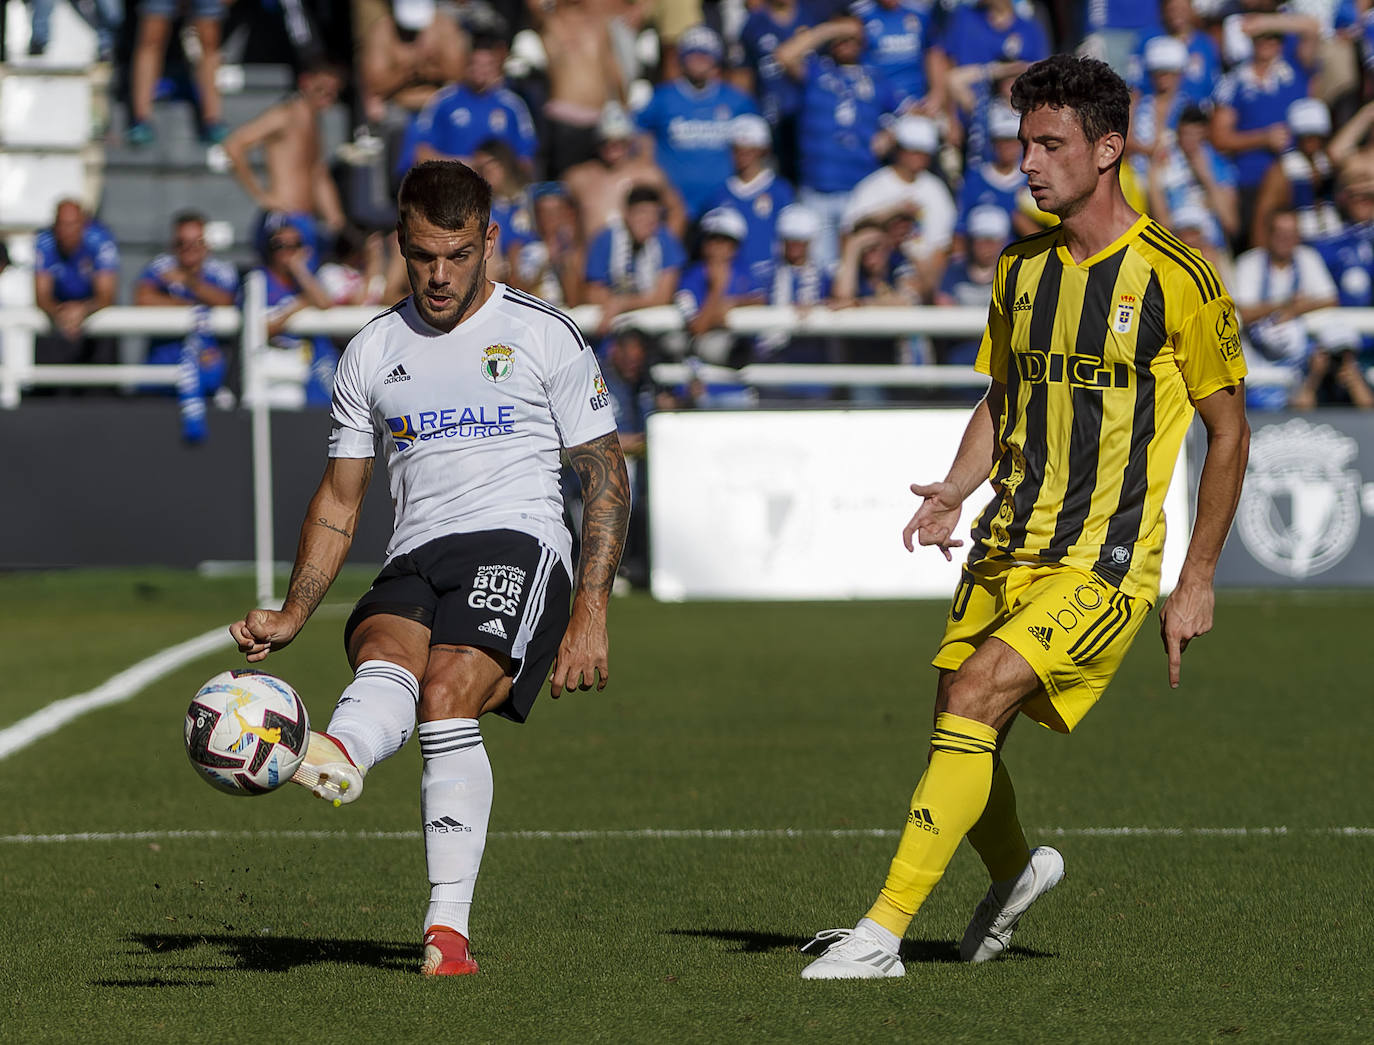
481, 344, 515, 383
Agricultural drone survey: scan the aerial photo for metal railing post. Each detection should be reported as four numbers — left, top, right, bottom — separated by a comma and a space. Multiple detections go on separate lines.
241, 271, 276, 607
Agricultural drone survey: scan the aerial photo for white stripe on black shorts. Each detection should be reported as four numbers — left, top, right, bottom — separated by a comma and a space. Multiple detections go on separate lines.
344, 529, 572, 723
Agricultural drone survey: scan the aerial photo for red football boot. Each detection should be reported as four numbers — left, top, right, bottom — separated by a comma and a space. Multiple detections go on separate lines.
421, 926, 479, 976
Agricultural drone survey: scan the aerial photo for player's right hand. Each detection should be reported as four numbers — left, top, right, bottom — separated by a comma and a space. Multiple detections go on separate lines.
903, 481, 965, 560
229, 609, 302, 662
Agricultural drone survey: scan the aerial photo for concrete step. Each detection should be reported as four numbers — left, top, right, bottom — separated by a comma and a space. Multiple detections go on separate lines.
100, 169, 261, 244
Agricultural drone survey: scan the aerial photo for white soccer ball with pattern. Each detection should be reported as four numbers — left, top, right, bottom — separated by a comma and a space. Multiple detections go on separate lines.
184, 670, 310, 796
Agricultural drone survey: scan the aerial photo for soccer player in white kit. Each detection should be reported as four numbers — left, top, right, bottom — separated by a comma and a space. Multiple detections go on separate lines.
229, 161, 630, 976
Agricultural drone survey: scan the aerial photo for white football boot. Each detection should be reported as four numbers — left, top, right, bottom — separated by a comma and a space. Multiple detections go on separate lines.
290, 731, 365, 806
960, 845, 1064, 963
800, 925, 905, 980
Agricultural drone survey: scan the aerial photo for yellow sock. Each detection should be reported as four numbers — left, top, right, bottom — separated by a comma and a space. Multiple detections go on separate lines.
966, 760, 1032, 883
865, 713, 999, 938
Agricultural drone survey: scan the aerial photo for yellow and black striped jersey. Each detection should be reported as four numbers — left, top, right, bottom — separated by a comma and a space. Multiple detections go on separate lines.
971, 214, 1247, 602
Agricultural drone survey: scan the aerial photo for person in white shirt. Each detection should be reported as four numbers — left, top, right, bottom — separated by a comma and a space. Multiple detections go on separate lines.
841, 114, 956, 299
230, 160, 631, 977
1232, 208, 1355, 409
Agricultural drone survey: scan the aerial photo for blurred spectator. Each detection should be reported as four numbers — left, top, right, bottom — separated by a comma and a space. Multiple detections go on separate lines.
352, 0, 465, 126
527, 0, 626, 177
317, 225, 390, 306
851, 0, 944, 111
513, 182, 587, 306
634, 25, 760, 220
472, 140, 536, 283
703, 114, 795, 284
1308, 169, 1374, 336
1130, 0, 1221, 106
135, 210, 239, 441
1251, 98, 1342, 248
832, 218, 917, 307
598, 325, 657, 587
1126, 36, 1190, 181
653, 0, 707, 79
412, 14, 537, 175
737, 0, 818, 182
29, 0, 121, 60
937, 0, 1049, 147
755, 203, 837, 389
674, 206, 765, 362
224, 60, 348, 271
1082, 0, 1162, 76
586, 184, 686, 337
935, 204, 1007, 365
564, 103, 686, 238
1326, 98, 1374, 196
1210, 24, 1314, 244
33, 199, 119, 365
255, 215, 339, 408
1145, 103, 1239, 248
777, 16, 901, 268
955, 101, 1034, 244
127, 0, 226, 146
1232, 209, 1345, 409
841, 114, 955, 300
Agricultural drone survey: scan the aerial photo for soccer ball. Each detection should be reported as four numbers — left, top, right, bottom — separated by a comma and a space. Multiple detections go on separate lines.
184, 670, 310, 796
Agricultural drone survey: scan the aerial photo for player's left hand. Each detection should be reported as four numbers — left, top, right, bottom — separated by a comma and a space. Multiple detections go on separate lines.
1158, 575, 1215, 689
549, 603, 609, 697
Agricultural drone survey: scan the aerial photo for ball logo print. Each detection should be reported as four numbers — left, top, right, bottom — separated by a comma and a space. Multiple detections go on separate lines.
184, 670, 310, 795
1236, 419, 1363, 579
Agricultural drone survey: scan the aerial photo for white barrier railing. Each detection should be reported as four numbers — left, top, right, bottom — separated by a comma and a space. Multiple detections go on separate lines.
0, 299, 1329, 407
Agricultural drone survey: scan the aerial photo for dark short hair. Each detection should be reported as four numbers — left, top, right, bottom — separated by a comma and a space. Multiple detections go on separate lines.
172, 209, 207, 228
1178, 103, 1209, 127
626, 185, 662, 208
1010, 54, 1131, 159
397, 160, 492, 232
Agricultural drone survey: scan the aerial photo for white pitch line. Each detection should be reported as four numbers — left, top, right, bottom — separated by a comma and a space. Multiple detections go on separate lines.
1, 827, 1371, 845
0, 625, 233, 761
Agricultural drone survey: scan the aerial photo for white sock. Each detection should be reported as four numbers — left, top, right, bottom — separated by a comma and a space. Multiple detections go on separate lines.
420, 718, 492, 938
324, 660, 419, 770
856, 916, 901, 954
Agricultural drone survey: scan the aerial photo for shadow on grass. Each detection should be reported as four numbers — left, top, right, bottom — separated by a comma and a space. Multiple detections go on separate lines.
110, 932, 414, 975
667, 928, 1051, 964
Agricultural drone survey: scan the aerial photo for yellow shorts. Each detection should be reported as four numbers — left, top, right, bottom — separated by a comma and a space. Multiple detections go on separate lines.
931, 561, 1149, 733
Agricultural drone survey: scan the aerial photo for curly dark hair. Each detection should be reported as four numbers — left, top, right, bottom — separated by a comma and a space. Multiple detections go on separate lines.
1010, 54, 1131, 159
397, 160, 492, 232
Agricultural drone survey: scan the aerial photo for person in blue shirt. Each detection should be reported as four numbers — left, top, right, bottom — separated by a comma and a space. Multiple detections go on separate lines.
1126, 36, 1193, 183
939, 0, 1050, 74
1147, 103, 1241, 249
955, 101, 1031, 242
412, 26, 537, 175
634, 25, 761, 220
134, 210, 240, 437
1250, 98, 1343, 248
850, 0, 942, 109
935, 204, 1008, 367
1083, 0, 1163, 77
33, 199, 119, 365
1210, 28, 1312, 244
754, 204, 837, 395
675, 207, 767, 364
256, 216, 338, 408
703, 115, 797, 286
585, 184, 688, 338
738, 0, 819, 182
1128, 0, 1222, 105
777, 15, 902, 268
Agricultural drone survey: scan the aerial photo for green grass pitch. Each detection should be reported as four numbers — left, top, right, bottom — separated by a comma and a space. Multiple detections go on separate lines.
1, 569, 1371, 1043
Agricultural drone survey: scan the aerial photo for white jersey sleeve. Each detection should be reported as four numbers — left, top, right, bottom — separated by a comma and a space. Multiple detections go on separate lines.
329, 320, 380, 458
544, 327, 617, 450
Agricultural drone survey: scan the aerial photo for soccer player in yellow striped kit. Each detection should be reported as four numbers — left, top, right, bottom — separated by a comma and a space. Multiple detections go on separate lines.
802, 54, 1251, 978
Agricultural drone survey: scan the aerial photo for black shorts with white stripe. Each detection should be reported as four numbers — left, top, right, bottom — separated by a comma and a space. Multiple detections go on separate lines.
344, 529, 572, 723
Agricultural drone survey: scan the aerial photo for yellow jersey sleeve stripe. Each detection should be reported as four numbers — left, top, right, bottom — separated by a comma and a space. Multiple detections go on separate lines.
1147, 221, 1225, 298
1139, 227, 1220, 303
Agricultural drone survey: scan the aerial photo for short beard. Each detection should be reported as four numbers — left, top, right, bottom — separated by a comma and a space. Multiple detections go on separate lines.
413, 257, 487, 332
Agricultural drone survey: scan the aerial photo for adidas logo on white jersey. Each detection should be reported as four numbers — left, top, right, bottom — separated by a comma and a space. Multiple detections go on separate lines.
384, 364, 412, 384
477, 617, 508, 639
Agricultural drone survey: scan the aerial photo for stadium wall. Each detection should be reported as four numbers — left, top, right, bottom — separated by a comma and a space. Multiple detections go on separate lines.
3, 402, 394, 569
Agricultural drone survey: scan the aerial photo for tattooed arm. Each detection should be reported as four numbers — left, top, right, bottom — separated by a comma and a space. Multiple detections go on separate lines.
549, 430, 631, 696
230, 456, 374, 661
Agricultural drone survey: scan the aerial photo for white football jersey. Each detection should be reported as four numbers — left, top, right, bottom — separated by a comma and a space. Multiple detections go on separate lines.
329, 283, 616, 569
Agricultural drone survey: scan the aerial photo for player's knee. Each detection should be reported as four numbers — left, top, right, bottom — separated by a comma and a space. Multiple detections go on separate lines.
941, 666, 1019, 729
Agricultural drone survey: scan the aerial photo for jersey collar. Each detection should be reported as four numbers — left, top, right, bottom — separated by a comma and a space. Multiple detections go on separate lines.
1055, 212, 1150, 269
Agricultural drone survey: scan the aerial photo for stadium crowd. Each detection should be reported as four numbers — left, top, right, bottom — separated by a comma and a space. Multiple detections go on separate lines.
27, 0, 1374, 424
